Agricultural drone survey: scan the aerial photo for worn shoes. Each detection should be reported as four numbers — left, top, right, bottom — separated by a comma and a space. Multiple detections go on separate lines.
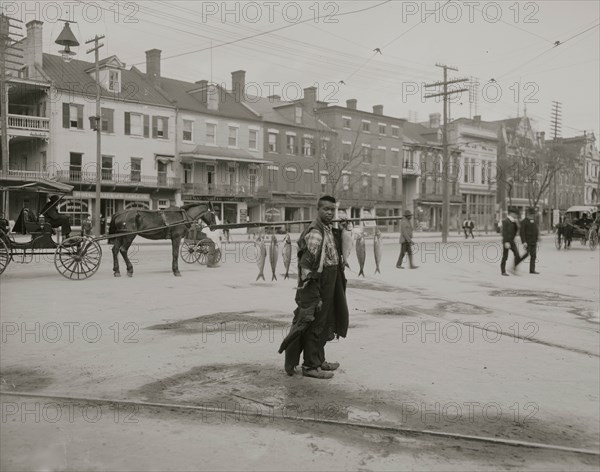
302, 367, 334, 379
321, 361, 340, 371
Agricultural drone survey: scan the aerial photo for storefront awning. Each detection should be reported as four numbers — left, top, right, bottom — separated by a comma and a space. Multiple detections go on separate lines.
180, 144, 270, 165
155, 154, 175, 164
1, 179, 74, 194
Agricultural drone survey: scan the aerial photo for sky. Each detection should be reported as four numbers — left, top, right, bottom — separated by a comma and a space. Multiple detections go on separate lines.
7, 0, 600, 137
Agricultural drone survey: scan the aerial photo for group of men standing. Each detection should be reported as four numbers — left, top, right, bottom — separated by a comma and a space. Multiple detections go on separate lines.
500, 207, 540, 276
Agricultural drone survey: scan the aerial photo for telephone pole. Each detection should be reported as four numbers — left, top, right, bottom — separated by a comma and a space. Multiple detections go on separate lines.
549, 101, 562, 219
86, 35, 105, 236
425, 64, 468, 243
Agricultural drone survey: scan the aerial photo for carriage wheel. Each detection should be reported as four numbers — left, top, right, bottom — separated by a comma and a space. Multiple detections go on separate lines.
196, 239, 215, 265
554, 233, 562, 250
180, 241, 200, 264
0, 239, 11, 275
590, 230, 599, 250
54, 237, 102, 280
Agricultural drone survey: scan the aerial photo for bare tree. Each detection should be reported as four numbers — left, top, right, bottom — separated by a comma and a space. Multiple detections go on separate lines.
324, 129, 369, 198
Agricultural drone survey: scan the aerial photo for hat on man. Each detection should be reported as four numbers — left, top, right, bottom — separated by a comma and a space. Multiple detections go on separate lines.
526, 207, 536, 215
403, 210, 412, 217
508, 207, 519, 215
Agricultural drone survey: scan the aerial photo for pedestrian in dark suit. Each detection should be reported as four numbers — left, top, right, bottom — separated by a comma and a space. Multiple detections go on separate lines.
500, 208, 522, 276
520, 208, 540, 274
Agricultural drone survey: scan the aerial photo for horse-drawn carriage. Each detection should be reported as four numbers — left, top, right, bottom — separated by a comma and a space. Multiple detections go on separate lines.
0, 180, 102, 278
555, 205, 599, 250
1, 180, 217, 279
179, 218, 223, 266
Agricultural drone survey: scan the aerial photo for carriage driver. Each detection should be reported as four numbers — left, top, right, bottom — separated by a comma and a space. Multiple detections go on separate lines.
41, 195, 71, 239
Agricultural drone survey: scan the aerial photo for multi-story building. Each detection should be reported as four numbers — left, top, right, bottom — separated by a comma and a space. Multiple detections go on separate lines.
1, 20, 53, 220
315, 99, 406, 232
241, 83, 336, 230
404, 118, 463, 231
557, 131, 598, 207
4, 21, 181, 227
545, 134, 585, 213
448, 116, 498, 231
137, 59, 269, 227
485, 116, 547, 220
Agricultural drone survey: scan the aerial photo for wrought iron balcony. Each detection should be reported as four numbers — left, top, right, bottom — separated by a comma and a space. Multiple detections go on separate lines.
181, 183, 271, 198
56, 170, 180, 188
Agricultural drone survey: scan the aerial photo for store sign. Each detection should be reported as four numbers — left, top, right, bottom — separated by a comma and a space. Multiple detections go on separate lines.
183, 195, 242, 202
60, 200, 88, 213
73, 191, 150, 201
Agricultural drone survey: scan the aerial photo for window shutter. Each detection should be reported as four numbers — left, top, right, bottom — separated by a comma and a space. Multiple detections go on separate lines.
163, 118, 168, 139
143, 115, 149, 138
107, 108, 114, 133
152, 116, 157, 138
62, 103, 69, 128
76, 104, 84, 129
124, 112, 131, 135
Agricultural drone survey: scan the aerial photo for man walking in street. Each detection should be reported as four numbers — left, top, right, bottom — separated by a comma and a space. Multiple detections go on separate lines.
500, 207, 523, 276
283, 195, 349, 379
463, 215, 475, 239
396, 210, 418, 269
520, 207, 540, 274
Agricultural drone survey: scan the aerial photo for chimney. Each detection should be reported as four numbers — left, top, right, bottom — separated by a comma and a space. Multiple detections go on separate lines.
267, 94, 281, 101
473, 115, 481, 124
304, 86, 317, 104
207, 84, 219, 111
429, 112, 441, 129
145, 49, 161, 86
346, 99, 357, 110
25, 21, 43, 78
231, 70, 246, 101
195, 80, 208, 103
373, 105, 383, 115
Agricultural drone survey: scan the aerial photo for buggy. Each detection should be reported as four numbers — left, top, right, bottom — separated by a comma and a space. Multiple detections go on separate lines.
555, 205, 599, 250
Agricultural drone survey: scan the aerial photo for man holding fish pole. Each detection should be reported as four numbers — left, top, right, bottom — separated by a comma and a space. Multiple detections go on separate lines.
280, 195, 350, 380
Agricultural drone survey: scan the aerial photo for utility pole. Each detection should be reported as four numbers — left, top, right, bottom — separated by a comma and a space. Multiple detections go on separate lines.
86, 35, 105, 236
425, 64, 468, 242
550, 101, 562, 221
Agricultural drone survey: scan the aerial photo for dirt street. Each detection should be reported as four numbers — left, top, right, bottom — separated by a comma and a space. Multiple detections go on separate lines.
1, 235, 599, 471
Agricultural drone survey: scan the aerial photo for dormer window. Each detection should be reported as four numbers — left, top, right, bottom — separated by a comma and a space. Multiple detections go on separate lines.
108, 70, 120, 92
295, 107, 302, 124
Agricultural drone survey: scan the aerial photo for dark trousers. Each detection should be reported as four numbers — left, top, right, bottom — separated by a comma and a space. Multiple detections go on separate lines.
500, 241, 522, 273
285, 266, 338, 370
464, 228, 474, 238
520, 244, 537, 273
396, 242, 414, 267
49, 216, 71, 236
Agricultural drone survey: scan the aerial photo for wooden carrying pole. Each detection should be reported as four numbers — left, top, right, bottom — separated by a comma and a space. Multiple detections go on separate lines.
209, 215, 405, 231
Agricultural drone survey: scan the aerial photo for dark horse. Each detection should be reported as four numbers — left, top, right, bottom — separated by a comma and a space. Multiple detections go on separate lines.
108, 203, 216, 277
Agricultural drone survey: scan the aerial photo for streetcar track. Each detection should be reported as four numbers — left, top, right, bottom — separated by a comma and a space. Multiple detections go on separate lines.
2, 391, 598, 457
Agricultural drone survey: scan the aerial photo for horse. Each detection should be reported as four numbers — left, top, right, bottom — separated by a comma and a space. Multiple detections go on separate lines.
107, 202, 216, 277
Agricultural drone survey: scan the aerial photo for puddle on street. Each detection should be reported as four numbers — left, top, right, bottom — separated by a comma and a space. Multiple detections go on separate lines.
437, 302, 492, 315
146, 311, 290, 334
369, 307, 417, 317
0, 367, 53, 392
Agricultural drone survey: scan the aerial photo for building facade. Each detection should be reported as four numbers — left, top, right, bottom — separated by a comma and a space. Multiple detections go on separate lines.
2, 21, 181, 228
138, 59, 269, 228
315, 99, 406, 232
448, 116, 498, 232
405, 118, 463, 231
241, 84, 336, 230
